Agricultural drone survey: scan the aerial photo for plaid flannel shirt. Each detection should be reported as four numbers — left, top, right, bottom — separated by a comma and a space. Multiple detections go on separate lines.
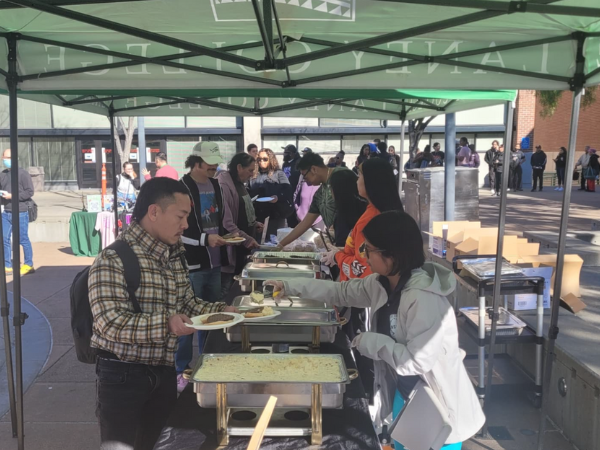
89, 222, 225, 366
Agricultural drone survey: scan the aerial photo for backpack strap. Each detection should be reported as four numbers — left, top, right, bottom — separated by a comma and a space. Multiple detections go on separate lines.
107, 240, 142, 314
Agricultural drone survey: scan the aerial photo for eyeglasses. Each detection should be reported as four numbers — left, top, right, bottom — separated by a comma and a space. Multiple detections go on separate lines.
359, 242, 384, 259
257, 157, 269, 162
300, 166, 313, 178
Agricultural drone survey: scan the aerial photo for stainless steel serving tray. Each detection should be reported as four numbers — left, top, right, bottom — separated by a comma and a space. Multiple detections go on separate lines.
226, 295, 339, 343
192, 354, 349, 409
242, 261, 320, 280
251, 251, 322, 266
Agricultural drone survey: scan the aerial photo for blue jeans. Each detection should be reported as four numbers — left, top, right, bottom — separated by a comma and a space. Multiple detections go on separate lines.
392, 389, 462, 450
2, 211, 33, 269
175, 266, 221, 374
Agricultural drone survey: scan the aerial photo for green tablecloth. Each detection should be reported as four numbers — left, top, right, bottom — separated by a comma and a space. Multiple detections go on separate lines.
69, 211, 102, 257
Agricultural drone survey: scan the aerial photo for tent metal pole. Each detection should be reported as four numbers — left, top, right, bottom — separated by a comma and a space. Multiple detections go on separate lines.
399, 119, 406, 197
482, 99, 515, 437
536, 87, 583, 450
7, 32, 26, 450
250, 0, 274, 67
137, 117, 146, 187
0, 35, 18, 441
444, 112, 456, 221
109, 110, 119, 238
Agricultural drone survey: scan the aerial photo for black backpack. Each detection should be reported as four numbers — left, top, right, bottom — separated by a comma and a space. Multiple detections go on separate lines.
70, 240, 141, 364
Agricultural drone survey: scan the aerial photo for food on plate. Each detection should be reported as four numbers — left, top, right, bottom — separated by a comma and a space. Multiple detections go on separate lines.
244, 306, 275, 318
202, 313, 235, 326
250, 291, 265, 304
226, 236, 245, 242
223, 233, 238, 239
197, 355, 343, 383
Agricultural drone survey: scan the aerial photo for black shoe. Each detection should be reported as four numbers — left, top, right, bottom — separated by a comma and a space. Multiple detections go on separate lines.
531, 188, 536, 192
539, 188, 543, 191
578, 188, 585, 191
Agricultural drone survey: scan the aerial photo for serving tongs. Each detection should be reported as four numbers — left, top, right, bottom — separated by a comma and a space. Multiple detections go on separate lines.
262, 280, 291, 307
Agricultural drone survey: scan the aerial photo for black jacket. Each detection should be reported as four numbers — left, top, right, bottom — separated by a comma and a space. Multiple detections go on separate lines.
484, 148, 496, 167
179, 174, 228, 272
554, 153, 566, 169
0, 168, 34, 213
282, 155, 301, 193
493, 152, 505, 173
530, 151, 547, 170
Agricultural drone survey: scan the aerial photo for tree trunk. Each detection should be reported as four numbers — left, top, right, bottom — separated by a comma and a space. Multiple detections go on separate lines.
110, 116, 136, 167
407, 116, 436, 161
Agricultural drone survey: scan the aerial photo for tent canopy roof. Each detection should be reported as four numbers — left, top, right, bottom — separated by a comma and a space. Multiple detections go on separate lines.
0, 0, 598, 97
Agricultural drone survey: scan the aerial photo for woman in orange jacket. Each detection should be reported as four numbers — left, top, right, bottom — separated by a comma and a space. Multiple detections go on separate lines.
323, 157, 404, 281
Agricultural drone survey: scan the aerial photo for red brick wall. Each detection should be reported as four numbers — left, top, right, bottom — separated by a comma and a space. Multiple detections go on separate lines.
514, 90, 537, 150
532, 90, 600, 165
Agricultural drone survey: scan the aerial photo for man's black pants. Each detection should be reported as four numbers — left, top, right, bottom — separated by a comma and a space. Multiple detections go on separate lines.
96, 358, 177, 450
510, 165, 522, 190
532, 169, 544, 190
488, 166, 495, 188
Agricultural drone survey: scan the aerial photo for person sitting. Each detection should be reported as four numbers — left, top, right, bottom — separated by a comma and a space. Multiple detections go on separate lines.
266, 211, 485, 450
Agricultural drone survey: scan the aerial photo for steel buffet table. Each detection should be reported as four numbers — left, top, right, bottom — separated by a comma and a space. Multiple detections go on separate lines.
154, 284, 380, 450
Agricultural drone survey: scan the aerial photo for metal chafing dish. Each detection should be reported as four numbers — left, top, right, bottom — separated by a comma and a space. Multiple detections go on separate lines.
192, 353, 357, 446
251, 251, 322, 266
242, 261, 321, 280
225, 295, 343, 348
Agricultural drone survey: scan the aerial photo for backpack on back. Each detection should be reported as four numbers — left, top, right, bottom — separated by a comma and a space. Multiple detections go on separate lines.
70, 239, 141, 364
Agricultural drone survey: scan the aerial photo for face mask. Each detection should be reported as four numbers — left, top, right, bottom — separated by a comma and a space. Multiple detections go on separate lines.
3, 159, 11, 169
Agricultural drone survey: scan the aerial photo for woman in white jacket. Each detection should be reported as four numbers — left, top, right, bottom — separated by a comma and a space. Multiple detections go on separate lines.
267, 211, 484, 449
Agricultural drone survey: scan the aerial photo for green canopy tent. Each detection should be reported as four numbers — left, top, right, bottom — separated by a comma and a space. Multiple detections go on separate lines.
1, 0, 600, 448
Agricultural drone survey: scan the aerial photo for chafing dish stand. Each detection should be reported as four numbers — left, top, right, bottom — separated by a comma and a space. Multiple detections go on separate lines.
452, 255, 546, 409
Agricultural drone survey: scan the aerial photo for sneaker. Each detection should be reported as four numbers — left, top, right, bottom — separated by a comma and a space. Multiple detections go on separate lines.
490, 189, 495, 194
176, 374, 189, 393
5, 267, 12, 275
507, 188, 511, 192
554, 187, 559, 191
20, 265, 35, 276
559, 187, 564, 191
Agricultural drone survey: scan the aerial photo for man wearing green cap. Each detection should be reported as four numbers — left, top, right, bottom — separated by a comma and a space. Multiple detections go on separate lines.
176, 141, 229, 392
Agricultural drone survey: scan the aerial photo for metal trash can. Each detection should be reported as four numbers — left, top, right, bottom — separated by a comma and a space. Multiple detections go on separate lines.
28, 166, 45, 192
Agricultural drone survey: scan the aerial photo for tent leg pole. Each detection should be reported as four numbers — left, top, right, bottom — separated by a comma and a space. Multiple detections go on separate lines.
109, 111, 119, 238
7, 32, 26, 450
482, 99, 515, 437
444, 112, 456, 221
399, 120, 405, 197
537, 88, 582, 450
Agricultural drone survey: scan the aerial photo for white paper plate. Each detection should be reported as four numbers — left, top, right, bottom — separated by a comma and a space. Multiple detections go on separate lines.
225, 237, 246, 245
185, 312, 245, 330
243, 310, 282, 322
255, 197, 274, 202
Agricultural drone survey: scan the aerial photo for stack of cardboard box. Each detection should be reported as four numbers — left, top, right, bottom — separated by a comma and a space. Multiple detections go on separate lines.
429, 221, 585, 313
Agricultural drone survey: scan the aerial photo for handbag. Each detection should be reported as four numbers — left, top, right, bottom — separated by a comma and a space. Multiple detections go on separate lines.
573, 171, 580, 181
26, 199, 37, 222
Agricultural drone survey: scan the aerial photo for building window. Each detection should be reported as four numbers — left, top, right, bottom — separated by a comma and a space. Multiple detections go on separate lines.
33, 137, 76, 182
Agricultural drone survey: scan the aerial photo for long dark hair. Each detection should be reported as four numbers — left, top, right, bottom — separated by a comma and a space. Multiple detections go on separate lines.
363, 211, 425, 276
229, 152, 256, 186
360, 158, 403, 213
329, 169, 367, 228
254, 148, 280, 177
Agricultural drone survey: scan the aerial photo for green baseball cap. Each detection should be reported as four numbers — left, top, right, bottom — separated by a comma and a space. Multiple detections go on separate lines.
191, 141, 223, 165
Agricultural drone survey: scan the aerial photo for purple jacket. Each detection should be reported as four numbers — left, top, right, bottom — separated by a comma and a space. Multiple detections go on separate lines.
216, 171, 256, 274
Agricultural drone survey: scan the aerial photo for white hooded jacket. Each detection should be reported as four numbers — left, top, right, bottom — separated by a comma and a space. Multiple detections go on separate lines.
284, 262, 485, 445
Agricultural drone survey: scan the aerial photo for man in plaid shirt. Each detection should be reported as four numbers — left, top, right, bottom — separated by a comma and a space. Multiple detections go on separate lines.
89, 177, 237, 450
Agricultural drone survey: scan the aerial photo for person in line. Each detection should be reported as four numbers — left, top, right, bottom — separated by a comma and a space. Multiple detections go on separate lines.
246, 143, 258, 159
116, 162, 140, 203
282, 144, 302, 193
585, 148, 599, 192
413, 145, 433, 168
553, 146, 567, 191
388, 145, 401, 185
575, 145, 591, 191
90, 177, 238, 450
431, 142, 445, 167
509, 143, 526, 191
217, 152, 261, 295
335, 150, 347, 167
456, 137, 471, 167
492, 144, 505, 197
357, 144, 371, 167
0, 148, 35, 276
142, 152, 178, 181
278, 152, 348, 249
266, 211, 484, 450
248, 148, 293, 241
465, 144, 480, 168
176, 142, 229, 392
377, 141, 391, 160
484, 141, 499, 194
327, 157, 338, 168
531, 145, 547, 192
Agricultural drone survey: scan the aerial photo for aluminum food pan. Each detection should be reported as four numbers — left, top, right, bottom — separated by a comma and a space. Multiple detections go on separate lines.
251, 251, 322, 265
192, 354, 349, 409
242, 261, 321, 280
460, 306, 527, 336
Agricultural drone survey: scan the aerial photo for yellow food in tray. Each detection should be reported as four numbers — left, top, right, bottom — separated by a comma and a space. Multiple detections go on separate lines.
250, 291, 265, 304
244, 306, 275, 318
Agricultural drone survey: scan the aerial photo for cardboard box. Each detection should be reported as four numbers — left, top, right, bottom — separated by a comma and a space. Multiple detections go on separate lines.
454, 235, 519, 260
561, 293, 587, 314
446, 226, 495, 262
430, 221, 480, 258
517, 254, 583, 299
507, 266, 553, 311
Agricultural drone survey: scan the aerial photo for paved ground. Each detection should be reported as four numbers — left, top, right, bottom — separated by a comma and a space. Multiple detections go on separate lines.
1, 186, 599, 450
